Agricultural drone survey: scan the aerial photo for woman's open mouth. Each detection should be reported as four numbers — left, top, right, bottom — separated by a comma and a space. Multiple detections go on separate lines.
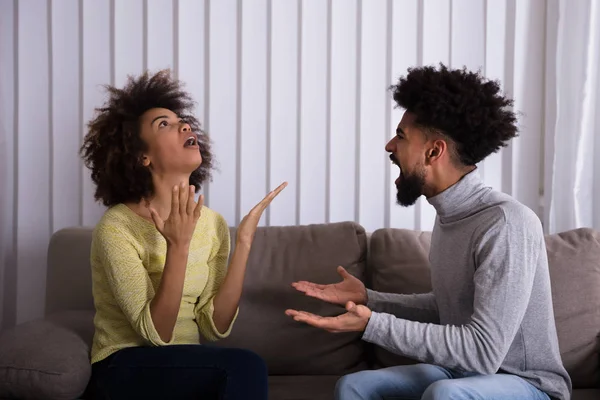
184, 135, 199, 148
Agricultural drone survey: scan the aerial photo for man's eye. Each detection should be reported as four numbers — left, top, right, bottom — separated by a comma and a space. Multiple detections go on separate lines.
159, 120, 168, 127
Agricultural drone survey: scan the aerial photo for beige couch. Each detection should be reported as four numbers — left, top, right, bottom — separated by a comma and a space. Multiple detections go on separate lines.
0, 222, 598, 399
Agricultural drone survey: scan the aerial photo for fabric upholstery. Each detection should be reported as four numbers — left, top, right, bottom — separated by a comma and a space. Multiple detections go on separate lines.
0, 311, 94, 400
545, 228, 600, 388
367, 228, 432, 367
215, 222, 369, 375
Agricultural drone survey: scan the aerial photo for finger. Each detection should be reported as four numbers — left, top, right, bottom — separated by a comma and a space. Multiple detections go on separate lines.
296, 310, 322, 318
179, 182, 188, 215
346, 301, 357, 312
170, 185, 179, 217
337, 266, 353, 280
293, 314, 336, 330
291, 282, 325, 296
302, 287, 333, 302
292, 281, 328, 291
186, 185, 196, 214
270, 181, 288, 197
194, 194, 204, 219
149, 207, 164, 232
253, 181, 288, 212
285, 309, 300, 317
285, 309, 320, 319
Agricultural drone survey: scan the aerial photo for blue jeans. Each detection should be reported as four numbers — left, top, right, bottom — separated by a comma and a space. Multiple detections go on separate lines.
88, 345, 268, 400
335, 363, 550, 400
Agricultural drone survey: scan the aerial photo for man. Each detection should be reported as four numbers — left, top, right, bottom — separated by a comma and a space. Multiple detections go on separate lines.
285, 64, 571, 400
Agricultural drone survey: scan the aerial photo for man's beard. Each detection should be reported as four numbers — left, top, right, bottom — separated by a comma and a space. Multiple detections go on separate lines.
396, 164, 426, 206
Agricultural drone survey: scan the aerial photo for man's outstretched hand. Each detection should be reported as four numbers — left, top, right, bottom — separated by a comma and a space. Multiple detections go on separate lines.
291, 266, 368, 306
285, 301, 372, 333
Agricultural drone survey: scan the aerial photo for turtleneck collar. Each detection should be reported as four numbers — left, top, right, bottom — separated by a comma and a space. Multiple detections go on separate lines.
426, 168, 489, 223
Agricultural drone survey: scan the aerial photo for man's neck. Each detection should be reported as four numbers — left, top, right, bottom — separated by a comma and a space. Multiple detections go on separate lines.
425, 165, 477, 199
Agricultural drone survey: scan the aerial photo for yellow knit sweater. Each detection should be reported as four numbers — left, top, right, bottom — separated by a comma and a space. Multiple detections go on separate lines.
89, 203, 237, 364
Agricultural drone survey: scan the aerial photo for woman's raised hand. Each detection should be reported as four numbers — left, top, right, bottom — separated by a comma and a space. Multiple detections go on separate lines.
236, 182, 287, 247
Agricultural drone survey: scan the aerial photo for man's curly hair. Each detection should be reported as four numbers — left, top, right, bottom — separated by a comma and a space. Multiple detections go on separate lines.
80, 70, 213, 207
391, 63, 518, 166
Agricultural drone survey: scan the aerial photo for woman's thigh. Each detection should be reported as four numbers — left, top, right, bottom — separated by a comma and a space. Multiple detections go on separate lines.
90, 345, 268, 400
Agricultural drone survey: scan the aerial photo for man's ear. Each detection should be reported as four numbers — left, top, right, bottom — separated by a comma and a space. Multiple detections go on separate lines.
425, 140, 446, 164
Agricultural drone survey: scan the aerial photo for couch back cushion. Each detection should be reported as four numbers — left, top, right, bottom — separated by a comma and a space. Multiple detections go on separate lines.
46, 227, 95, 315
214, 222, 369, 375
47, 222, 369, 375
366, 228, 433, 367
367, 227, 600, 388
545, 228, 600, 388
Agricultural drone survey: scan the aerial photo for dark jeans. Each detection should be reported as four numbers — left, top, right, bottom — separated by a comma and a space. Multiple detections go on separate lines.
88, 345, 268, 400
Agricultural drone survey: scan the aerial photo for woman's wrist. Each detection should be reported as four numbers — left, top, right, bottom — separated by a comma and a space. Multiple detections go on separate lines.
166, 242, 190, 258
234, 239, 252, 252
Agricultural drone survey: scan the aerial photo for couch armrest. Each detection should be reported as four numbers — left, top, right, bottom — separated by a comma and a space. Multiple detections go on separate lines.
0, 311, 94, 400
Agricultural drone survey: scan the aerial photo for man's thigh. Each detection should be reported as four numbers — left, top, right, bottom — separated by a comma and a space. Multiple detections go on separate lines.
335, 363, 452, 400
422, 373, 550, 400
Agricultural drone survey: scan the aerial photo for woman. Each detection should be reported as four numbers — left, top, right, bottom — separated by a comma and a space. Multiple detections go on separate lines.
80, 69, 286, 399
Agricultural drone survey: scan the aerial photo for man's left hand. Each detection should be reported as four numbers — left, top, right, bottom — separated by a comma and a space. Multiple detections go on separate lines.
285, 301, 372, 333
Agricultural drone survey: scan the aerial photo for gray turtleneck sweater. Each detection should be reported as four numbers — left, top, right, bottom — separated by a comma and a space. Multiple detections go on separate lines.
363, 170, 572, 400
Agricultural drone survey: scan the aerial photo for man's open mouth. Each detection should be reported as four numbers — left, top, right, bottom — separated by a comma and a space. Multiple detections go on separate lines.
390, 155, 402, 185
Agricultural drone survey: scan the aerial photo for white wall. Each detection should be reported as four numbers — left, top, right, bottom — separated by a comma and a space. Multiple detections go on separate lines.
0, 0, 549, 328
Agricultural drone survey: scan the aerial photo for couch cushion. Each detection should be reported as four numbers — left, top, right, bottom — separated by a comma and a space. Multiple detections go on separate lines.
366, 228, 432, 368
268, 375, 341, 400
214, 222, 369, 375
546, 228, 600, 388
367, 227, 600, 389
572, 389, 600, 400
0, 311, 94, 400
46, 227, 94, 315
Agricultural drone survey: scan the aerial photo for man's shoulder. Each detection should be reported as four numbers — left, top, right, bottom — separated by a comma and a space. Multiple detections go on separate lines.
476, 191, 543, 238
484, 190, 540, 222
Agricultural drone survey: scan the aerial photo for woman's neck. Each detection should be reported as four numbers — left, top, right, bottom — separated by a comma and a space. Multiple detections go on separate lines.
129, 173, 191, 222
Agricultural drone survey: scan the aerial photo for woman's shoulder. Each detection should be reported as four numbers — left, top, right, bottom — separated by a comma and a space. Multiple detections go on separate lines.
194, 206, 230, 244
200, 206, 227, 227
93, 204, 151, 243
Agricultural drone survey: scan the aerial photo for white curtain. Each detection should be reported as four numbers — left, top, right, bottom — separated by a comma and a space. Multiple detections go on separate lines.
546, 0, 600, 234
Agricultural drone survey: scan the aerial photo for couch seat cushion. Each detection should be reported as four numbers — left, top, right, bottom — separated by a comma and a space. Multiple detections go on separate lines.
268, 375, 341, 400
572, 389, 600, 400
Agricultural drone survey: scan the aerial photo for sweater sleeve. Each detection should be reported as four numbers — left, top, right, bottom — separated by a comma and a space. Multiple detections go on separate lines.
366, 289, 439, 323
93, 224, 173, 346
362, 216, 540, 375
194, 213, 238, 341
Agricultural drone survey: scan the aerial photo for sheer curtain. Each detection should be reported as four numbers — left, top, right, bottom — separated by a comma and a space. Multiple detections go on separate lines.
545, 0, 600, 234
